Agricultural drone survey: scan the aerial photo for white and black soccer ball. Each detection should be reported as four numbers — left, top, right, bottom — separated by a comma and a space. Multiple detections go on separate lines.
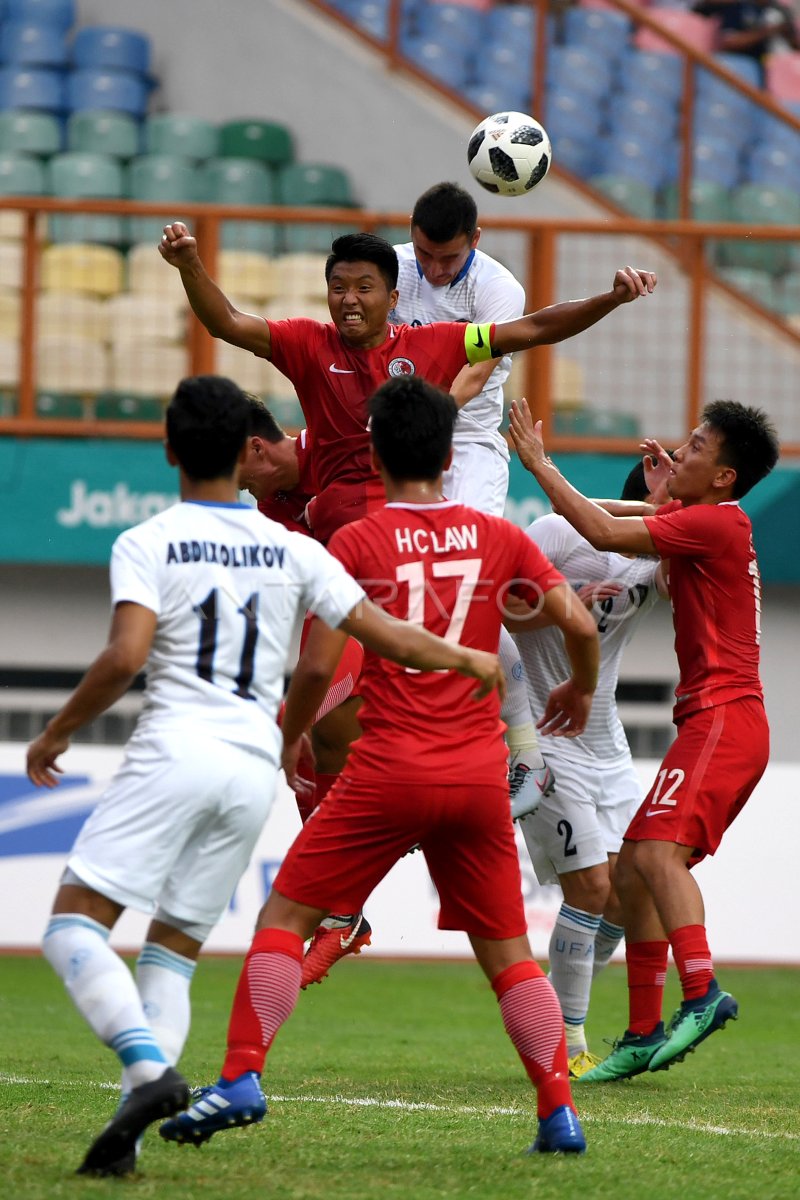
467, 112, 552, 197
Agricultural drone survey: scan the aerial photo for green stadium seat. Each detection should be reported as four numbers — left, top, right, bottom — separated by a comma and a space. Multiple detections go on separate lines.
36, 391, 87, 419
219, 118, 293, 166
718, 267, 778, 309
47, 150, 125, 245
659, 179, 732, 222
0, 388, 17, 417
0, 110, 60, 156
0, 150, 47, 194
553, 408, 640, 437
775, 270, 800, 317
267, 392, 304, 427
590, 174, 657, 219
278, 162, 355, 207
204, 156, 279, 253
67, 110, 140, 159
145, 113, 218, 161
126, 153, 205, 245
718, 185, 800, 276
94, 391, 164, 420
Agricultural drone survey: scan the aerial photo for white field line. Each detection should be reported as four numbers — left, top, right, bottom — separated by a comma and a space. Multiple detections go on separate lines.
1, 1074, 797, 1143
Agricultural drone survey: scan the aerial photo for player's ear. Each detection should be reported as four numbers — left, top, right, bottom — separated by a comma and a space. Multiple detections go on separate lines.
713, 464, 737, 492
443, 447, 453, 472
164, 440, 178, 467
471, 227, 481, 249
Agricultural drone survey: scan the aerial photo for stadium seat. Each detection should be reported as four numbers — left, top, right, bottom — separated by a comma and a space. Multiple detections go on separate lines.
47, 150, 125, 245
35, 390, 87, 418
0, 65, 65, 111
0, 336, 20, 386
271, 253, 330, 301
0, 288, 21, 338
745, 142, 800, 189
93, 391, 165, 421
71, 27, 152, 78
109, 339, 186, 396
416, 3, 483, 51
0, 240, 23, 287
547, 132, 599, 180
127, 241, 189, 299
694, 97, 756, 149
37, 290, 108, 340
40, 242, 124, 295
758, 103, 800, 155
659, 178, 732, 221
278, 162, 354, 206
697, 55, 762, 109
67, 109, 139, 158
0, 148, 47, 193
546, 45, 614, 100
718, 267, 778, 309
126, 153, 204, 244
619, 49, 684, 103
775, 269, 800, 317
766, 51, 800, 102
719, 184, 800, 274
692, 135, 743, 189
348, 0, 391, 40
105, 292, 185, 344
553, 407, 640, 437
0, 108, 60, 154
215, 340, 276, 397
204, 156, 279, 254
471, 42, 536, 91
606, 132, 675, 189
462, 81, 532, 118
401, 36, 471, 91
146, 113, 218, 161
563, 8, 631, 63
6, 0, 75, 29
218, 119, 293, 166
552, 356, 585, 408
66, 68, 149, 118
607, 91, 679, 140
634, 10, 717, 56
217, 249, 279, 302
0, 21, 68, 67
548, 89, 605, 139
36, 332, 109, 391
589, 174, 658, 218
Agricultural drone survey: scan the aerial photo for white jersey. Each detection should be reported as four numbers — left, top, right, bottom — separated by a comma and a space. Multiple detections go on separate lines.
391, 242, 524, 459
111, 500, 364, 764
515, 514, 662, 765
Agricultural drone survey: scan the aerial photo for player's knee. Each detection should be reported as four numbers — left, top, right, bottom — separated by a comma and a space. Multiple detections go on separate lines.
561, 864, 610, 913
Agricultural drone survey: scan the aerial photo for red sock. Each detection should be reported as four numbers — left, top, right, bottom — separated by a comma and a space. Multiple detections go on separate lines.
626, 941, 669, 1035
221, 928, 303, 1081
492, 960, 574, 1119
670, 924, 714, 1001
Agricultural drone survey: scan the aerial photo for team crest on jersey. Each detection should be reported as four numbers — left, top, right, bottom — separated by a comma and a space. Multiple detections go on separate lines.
388, 357, 415, 377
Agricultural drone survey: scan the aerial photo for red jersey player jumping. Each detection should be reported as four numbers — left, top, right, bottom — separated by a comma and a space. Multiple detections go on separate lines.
509, 395, 780, 1083
159, 375, 600, 1158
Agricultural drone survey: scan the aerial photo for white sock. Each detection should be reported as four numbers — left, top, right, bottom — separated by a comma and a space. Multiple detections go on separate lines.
43, 914, 168, 1088
593, 918, 625, 976
548, 903, 602, 1055
119, 942, 197, 1097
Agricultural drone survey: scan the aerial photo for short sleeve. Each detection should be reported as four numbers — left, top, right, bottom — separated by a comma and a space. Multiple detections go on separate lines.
505, 520, 567, 603
643, 504, 734, 560
526, 513, 574, 567
110, 530, 161, 615
472, 272, 525, 325
298, 535, 365, 628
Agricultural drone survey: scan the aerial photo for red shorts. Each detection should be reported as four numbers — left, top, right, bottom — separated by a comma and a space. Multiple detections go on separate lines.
625, 697, 769, 864
274, 774, 527, 940
299, 612, 364, 724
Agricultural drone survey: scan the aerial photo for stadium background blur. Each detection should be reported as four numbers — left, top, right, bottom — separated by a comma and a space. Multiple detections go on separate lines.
0, 0, 798, 960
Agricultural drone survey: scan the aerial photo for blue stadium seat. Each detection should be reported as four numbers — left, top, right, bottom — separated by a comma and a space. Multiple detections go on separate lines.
547, 46, 614, 101
694, 96, 756, 149
0, 64, 65, 110
0, 21, 68, 66
71, 27, 152, 76
757, 105, 800, 156
563, 9, 632, 64
550, 132, 601, 180
696, 64, 754, 113
401, 36, 471, 92
472, 42, 536, 91
462, 82, 532, 119
417, 4, 483, 51
607, 91, 679, 140
606, 132, 676, 189
708, 52, 762, 91
547, 105, 604, 146
619, 49, 684, 103
485, 3, 554, 49
692, 134, 743, 189
745, 142, 800, 189
6, 0, 75, 28
348, 0, 390, 41
66, 68, 149, 118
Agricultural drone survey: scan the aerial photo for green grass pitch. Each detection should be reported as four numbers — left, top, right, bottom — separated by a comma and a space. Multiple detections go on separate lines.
1, 955, 798, 1200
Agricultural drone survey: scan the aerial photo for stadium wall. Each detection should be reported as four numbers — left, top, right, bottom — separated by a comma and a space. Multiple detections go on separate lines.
0, 742, 797, 963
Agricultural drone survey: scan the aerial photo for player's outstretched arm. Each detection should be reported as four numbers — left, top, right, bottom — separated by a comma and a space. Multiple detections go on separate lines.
536, 583, 599, 737
340, 599, 505, 702
509, 398, 658, 556
490, 266, 656, 356
159, 222, 271, 357
26, 603, 157, 788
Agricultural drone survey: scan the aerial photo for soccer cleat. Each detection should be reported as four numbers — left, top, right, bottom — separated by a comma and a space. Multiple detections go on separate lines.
76, 1066, 189, 1176
300, 912, 372, 988
576, 1025, 667, 1082
568, 1050, 603, 1080
648, 987, 738, 1072
159, 1072, 267, 1146
509, 755, 555, 821
527, 1105, 586, 1154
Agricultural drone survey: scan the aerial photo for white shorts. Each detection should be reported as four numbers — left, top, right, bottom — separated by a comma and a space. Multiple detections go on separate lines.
520, 756, 643, 886
67, 730, 276, 941
444, 442, 509, 516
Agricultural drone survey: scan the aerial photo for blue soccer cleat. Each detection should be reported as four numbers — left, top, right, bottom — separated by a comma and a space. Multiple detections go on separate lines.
159, 1072, 267, 1146
527, 1105, 587, 1154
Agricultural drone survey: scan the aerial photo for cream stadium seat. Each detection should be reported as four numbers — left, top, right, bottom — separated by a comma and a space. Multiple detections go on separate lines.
36, 333, 110, 392
272, 253, 329, 301
264, 297, 330, 324
0, 239, 22, 287
214, 340, 277, 397
37, 292, 109, 342
110, 339, 187, 397
105, 292, 186, 345
218, 250, 278, 303
127, 242, 191, 302
0, 289, 20, 339
40, 244, 125, 297
0, 335, 19, 386
552, 356, 586, 409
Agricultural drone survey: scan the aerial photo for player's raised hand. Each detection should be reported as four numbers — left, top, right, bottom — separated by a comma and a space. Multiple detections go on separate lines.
26, 729, 69, 788
536, 679, 593, 738
640, 437, 672, 505
509, 398, 550, 475
459, 649, 506, 703
159, 221, 199, 268
612, 266, 657, 304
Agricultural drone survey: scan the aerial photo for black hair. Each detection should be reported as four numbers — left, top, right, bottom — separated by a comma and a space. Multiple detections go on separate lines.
166, 375, 251, 480
620, 460, 649, 502
702, 399, 780, 499
242, 392, 286, 443
369, 376, 457, 482
325, 232, 399, 291
411, 181, 478, 243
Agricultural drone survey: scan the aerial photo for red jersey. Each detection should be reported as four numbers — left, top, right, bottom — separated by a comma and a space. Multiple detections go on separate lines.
257, 429, 315, 537
328, 500, 566, 783
265, 319, 477, 539
643, 500, 764, 717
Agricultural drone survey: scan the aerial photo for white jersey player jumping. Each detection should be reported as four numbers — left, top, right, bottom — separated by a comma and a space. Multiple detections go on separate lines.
26, 375, 504, 1178
510, 461, 668, 1078
392, 181, 549, 817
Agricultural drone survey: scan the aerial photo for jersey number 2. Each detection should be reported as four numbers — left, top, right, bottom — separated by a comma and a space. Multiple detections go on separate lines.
194, 588, 259, 700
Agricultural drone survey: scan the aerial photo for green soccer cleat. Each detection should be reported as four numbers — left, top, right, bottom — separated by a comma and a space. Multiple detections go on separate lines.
648, 988, 738, 1072
576, 1025, 667, 1082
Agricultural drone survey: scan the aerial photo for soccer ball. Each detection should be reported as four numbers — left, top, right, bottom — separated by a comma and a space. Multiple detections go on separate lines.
467, 112, 552, 197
